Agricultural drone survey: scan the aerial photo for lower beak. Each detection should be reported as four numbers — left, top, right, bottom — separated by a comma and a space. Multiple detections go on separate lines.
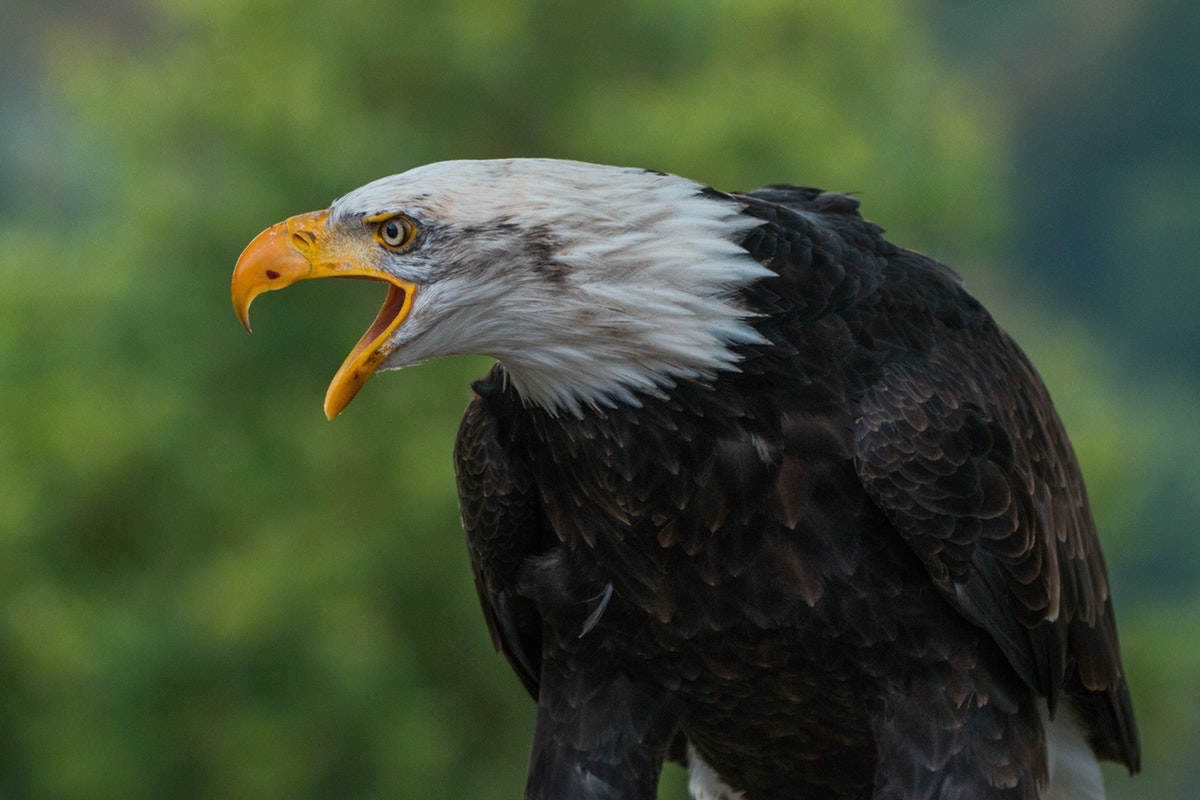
231, 210, 416, 419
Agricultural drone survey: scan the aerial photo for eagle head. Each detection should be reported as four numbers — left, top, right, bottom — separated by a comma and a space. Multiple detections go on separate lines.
232, 159, 771, 418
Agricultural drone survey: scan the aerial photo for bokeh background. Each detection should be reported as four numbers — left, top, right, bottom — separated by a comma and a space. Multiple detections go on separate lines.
2, 0, 1197, 798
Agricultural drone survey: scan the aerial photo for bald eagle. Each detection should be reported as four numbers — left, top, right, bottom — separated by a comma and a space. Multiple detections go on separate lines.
231, 159, 1139, 800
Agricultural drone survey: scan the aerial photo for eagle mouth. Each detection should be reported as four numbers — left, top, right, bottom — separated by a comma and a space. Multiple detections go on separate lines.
325, 276, 416, 419
342, 278, 410, 368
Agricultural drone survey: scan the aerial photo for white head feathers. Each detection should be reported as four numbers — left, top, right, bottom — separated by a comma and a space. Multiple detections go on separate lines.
330, 159, 773, 416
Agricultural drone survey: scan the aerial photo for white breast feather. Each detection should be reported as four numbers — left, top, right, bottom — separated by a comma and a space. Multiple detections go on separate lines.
1041, 705, 1106, 800
687, 744, 747, 800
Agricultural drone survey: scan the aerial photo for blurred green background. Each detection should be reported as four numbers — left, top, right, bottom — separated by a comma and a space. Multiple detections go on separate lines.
1, 0, 1197, 797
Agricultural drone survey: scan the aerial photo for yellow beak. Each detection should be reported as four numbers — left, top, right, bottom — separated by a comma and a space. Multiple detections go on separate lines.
231, 210, 417, 419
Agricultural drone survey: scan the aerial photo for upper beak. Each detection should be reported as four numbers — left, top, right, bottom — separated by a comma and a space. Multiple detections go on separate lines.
231, 209, 331, 332
231, 209, 417, 419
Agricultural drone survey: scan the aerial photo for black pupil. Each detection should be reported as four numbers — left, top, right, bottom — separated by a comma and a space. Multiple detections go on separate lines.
384, 221, 402, 243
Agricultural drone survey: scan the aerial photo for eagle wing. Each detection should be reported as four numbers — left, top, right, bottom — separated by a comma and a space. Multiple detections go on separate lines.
454, 380, 547, 700
736, 184, 1138, 767
849, 268, 1139, 768
456, 375, 686, 798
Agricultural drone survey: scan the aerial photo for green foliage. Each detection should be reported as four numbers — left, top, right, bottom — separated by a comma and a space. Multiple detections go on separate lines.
0, 0, 1194, 798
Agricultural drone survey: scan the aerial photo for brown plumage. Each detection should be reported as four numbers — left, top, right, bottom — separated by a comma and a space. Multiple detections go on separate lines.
231, 160, 1139, 800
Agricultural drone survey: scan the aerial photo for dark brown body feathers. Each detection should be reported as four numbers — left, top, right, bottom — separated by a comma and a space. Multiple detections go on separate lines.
454, 185, 1138, 799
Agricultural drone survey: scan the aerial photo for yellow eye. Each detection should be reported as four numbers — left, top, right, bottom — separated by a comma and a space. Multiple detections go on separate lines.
376, 216, 414, 249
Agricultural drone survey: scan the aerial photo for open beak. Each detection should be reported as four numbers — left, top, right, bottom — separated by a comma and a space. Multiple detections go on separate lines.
231, 209, 417, 419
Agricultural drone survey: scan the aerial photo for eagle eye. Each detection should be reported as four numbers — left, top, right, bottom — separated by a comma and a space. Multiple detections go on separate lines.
375, 216, 415, 250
